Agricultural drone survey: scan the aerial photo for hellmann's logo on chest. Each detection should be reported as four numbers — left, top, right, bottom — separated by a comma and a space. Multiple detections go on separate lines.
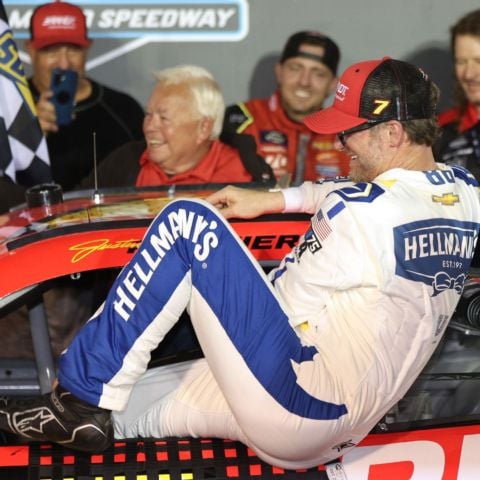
403, 229, 476, 261
394, 218, 479, 296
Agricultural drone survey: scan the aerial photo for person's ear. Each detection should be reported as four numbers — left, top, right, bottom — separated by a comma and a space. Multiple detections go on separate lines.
197, 117, 214, 143
386, 120, 404, 147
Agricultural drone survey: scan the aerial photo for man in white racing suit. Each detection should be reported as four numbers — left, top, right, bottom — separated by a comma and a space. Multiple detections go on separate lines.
1, 57, 479, 470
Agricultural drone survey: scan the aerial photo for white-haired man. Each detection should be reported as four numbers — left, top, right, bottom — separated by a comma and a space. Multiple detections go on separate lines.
79, 64, 273, 187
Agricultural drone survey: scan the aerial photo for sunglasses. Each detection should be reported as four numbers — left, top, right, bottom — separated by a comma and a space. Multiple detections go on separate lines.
337, 121, 384, 147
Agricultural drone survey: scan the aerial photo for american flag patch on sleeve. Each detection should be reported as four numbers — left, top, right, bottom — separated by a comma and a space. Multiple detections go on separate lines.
312, 210, 332, 241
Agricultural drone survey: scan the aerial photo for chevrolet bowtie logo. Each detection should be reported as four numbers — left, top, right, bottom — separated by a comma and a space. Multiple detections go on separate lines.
432, 193, 460, 206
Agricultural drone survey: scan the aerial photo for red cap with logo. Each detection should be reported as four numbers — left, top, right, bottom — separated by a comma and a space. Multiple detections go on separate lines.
29, 1, 91, 49
304, 57, 435, 134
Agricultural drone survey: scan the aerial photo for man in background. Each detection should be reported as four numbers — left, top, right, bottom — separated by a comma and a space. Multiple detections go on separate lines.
79, 65, 273, 188
434, 9, 480, 179
0, 0, 144, 213
223, 30, 350, 184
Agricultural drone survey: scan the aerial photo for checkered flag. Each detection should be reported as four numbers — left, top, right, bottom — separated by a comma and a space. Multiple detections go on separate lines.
0, 2, 52, 186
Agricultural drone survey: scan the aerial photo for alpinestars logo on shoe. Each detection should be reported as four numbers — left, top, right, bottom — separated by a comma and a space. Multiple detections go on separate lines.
12, 407, 60, 437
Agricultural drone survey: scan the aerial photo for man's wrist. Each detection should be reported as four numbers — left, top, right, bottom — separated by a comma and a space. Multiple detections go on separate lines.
281, 187, 304, 212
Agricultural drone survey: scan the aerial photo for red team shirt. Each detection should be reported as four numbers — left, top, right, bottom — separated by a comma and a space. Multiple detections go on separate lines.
434, 102, 480, 180
223, 91, 350, 183
437, 102, 478, 131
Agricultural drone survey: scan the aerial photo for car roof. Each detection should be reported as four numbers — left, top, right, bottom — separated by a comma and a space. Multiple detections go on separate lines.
0, 186, 310, 299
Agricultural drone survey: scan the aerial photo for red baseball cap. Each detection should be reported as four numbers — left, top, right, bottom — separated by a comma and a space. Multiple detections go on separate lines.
304, 57, 435, 134
29, 1, 91, 49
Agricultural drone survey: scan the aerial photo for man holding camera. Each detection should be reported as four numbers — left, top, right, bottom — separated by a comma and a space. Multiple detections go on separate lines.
0, 1, 144, 214
26, 1, 144, 192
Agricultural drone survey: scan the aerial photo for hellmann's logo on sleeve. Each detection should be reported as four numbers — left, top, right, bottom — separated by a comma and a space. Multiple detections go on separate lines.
394, 218, 479, 296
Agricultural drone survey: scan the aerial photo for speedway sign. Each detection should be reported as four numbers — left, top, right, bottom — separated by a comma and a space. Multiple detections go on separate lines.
4, 0, 249, 41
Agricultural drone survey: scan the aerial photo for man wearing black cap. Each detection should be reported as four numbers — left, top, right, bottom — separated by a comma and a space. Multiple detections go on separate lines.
223, 31, 350, 184
0, 58, 479, 470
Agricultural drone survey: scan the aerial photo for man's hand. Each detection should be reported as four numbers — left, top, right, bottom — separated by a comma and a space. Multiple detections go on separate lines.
35, 90, 58, 134
206, 185, 285, 219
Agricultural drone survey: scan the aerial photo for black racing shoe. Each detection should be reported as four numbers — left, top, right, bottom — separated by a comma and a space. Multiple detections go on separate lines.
0, 385, 113, 452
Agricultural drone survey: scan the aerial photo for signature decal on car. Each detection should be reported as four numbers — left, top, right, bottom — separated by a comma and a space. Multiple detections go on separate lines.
69, 239, 141, 263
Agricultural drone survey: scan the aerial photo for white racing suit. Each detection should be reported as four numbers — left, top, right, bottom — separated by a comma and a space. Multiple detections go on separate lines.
58, 164, 480, 469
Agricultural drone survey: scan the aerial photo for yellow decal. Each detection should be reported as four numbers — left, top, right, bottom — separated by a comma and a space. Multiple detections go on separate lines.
432, 193, 460, 206
236, 102, 254, 133
372, 99, 390, 115
69, 239, 141, 263
312, 141, 333, 150
378, 179, 397, 188
299, 321, 309, 332
0, 31, 37, 116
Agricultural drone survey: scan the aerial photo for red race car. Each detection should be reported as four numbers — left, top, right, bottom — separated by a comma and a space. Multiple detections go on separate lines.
0, 184, 479, 480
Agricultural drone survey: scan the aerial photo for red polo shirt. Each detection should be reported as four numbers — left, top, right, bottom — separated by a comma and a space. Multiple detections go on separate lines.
136, 140, 253, 186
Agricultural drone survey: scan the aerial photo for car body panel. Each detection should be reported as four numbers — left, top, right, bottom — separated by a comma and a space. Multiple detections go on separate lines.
0, 424, 478, 479
0, 188, 310, 299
